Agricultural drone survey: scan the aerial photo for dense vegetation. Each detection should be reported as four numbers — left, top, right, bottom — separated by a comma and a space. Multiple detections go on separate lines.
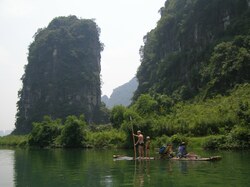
135, 0, 250, 101
3, 1, 249, 151
123, 0, 250, 150
14, 16, 109, 135
2, 83, 249, 149
0, 115, 126, 149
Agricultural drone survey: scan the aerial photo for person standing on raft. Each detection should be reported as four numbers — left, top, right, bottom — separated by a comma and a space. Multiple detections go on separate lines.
133, 130, 144, 159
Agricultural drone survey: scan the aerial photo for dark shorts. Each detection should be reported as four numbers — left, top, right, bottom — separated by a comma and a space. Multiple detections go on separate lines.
138, 142, 144, 147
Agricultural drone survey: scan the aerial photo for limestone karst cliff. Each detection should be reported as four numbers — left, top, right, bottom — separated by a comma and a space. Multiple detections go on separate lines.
135, 0, 250, 101
14, 16, 108, 134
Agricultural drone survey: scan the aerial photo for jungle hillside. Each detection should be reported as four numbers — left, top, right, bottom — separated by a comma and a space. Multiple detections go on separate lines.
2, 0, 249, 150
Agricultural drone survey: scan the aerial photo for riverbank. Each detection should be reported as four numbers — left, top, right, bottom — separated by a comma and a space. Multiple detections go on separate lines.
0, 135, 28, 147
1, 134, 249, 151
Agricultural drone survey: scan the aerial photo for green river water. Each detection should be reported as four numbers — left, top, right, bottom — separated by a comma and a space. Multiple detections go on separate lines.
0, 148, 249, 187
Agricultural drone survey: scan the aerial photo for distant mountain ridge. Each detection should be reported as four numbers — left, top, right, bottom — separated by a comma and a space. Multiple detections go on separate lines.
102, 77, 138, 108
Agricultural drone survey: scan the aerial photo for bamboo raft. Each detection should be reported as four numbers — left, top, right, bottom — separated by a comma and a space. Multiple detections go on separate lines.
113, 155, 222, 161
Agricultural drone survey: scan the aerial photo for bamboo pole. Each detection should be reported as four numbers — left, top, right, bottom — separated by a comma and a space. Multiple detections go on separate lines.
130, 116, 136, 159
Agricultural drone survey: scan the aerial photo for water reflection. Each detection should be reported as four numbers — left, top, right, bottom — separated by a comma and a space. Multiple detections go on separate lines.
133, 160, 145, 187
13, 149, 109, 187
0, 149, 14, 187
165, 160, 173, 174
178, 161, 188, 174
133, 159, 153, 187
100, 175, 113, 187
3, 149, 250, 187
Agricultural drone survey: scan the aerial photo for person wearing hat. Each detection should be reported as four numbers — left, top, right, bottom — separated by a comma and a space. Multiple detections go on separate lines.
145, 136, 151, 159
133, 130, 144, 159
177, 142, 187, 158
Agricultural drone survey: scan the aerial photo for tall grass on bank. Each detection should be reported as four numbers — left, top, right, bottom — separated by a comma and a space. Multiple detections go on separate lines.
86, 129, 126, 148
0, 135, 28, 147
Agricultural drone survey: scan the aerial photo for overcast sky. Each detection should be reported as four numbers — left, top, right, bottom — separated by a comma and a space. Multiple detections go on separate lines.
0, 0, 165, 131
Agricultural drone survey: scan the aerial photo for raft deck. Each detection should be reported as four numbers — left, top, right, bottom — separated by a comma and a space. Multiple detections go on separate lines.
170, 156, 222, 161
113, 155, 155, 161
113, 155, 222, 161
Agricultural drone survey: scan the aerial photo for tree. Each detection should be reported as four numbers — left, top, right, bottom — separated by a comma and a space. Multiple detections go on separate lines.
110, 105, 126, 129
132, 94, 157, 116
28, 116, 62, 147
202, 35, 250, 96
59, 115, 87, 147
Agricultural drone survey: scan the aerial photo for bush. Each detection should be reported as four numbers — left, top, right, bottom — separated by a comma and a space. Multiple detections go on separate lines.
110, 105, 126, 129
237, 101, 250, 127
86, 129, 126, 148
152, 135, 170, 148
28, 116, 61, 147
202, 135, 226, 150
170, 134, 188, 148
228, 126, 250, 149
191, 121, 219, 136
59, 115, 86, 148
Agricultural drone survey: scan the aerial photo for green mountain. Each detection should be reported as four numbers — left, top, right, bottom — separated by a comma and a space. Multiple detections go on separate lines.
14, 16, 108, 134
135, 0, 250, 101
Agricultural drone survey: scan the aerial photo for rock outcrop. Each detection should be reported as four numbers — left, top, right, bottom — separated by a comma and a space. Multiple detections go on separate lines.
14, 16, 105, 134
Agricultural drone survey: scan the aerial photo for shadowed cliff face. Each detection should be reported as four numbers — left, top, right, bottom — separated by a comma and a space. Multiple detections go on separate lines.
14, 16, 105, 134
135, 0, 250, 101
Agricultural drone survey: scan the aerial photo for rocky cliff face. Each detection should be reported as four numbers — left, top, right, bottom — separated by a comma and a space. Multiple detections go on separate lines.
14, 16, 105, 134
135, 0, 250, 100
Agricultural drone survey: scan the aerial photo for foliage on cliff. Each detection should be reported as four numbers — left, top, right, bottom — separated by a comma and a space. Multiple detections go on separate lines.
9, 1, 250, 150
135, 0, 250, 101
14, 16, 108, 134
128, 0, 250, 149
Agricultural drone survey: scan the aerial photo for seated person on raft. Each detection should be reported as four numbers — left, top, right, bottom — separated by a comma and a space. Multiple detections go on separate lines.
177, 142, 198, 159
159, 143, 174, 158
177, 142, 187, 158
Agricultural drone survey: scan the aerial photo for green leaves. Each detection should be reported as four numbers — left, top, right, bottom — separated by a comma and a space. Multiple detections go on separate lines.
132, 94, 158, 116
201, 35, 250, 96
59, 116, 86, 148
136, 0, 250, 102
110, 105, 126, 129
86, 129, 126, 148
28, 116, 62, 147
28, 115, 87, 148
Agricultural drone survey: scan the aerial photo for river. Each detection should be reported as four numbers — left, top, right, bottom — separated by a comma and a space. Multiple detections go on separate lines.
0, 148, 249, 187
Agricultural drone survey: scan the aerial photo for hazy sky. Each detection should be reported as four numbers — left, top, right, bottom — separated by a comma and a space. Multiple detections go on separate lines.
0, 0, 165, 131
